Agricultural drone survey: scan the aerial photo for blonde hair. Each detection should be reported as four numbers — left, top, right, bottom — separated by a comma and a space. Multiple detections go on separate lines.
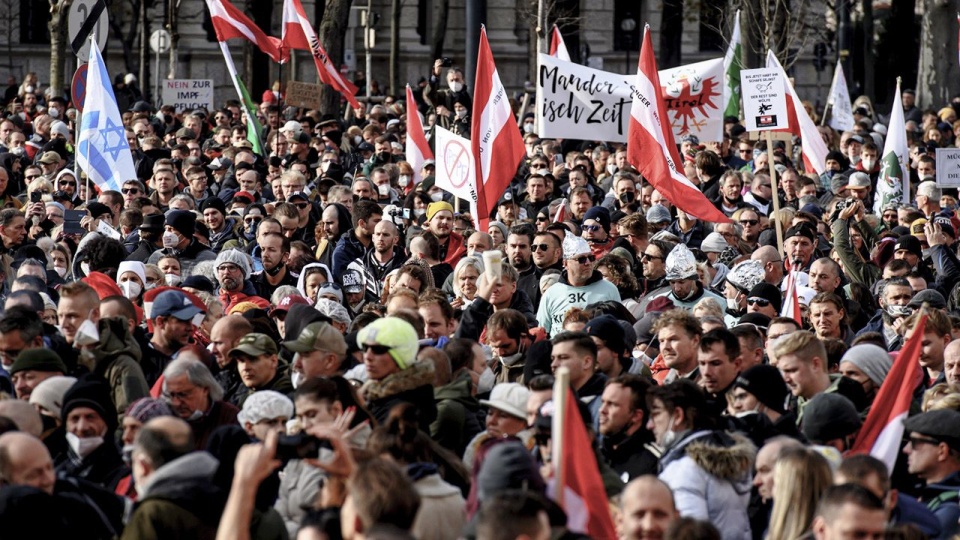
767, 447, 833, 540
692, 297, 724, 319
772, 330, 826, 365
923, 383, 960, 412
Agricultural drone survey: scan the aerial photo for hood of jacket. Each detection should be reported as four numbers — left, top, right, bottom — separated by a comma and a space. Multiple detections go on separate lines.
139, 451, 220, 502
82, 316, 143, 373
296, 262, 333, 299
434, 375, 477, 409
559, 269, 605, 288
363, 360, 436, 401
661, 430, 755, 484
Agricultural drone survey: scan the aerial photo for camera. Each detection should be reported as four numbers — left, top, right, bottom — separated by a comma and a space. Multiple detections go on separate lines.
388, 207, 411, 220
275, 433, 324, 462
30, 191, 41, 204
440, 57, 453, 67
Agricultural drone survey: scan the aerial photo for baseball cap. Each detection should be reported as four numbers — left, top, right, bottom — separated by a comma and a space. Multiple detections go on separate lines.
342, 270, 364, 294
283, 321, 347, 358
270, 295, 311, 317
229, 333, 279, 358
38, 151, 61, 164
479, 383, 531, 420
151, 290, 203, 321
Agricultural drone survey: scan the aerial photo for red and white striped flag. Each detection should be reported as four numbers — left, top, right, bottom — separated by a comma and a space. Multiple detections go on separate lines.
471, 26, 527, 232
766, 51, 830, 176
405, 85, 434, 185
554, 198, 567, 222
206, 0, 284, 63
627, 26, 731, 224
780, 269, 802, 324
849, 315, 925, 472
282, 0, 360, 108
550, 25, 571, 61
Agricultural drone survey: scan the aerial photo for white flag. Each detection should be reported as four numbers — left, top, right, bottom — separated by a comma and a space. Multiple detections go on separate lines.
827, 64, 854, 132
434, 126, 479, 225
874, 79, 909, 215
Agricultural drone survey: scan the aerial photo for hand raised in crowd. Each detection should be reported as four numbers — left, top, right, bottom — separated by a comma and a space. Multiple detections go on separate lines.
838, 200, 859, 221
925, 222, 948, 247
476, 272, 501, 302
303, 424, 357, 480
233, 429, 282, 487
433, 58, 445, 76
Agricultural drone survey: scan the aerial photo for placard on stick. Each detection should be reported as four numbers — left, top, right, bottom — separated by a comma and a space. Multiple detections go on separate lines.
936, 148, 960, 187
285, 81, 323, 110
740, 68, 788, 132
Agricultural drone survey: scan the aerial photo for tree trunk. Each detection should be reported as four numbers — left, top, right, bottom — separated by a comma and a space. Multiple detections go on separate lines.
860, 0, 874, 100
318, 0, 354, 115
915, 0, 954, 107
431, 0, 449, 60
389, 0, 400, 96
49, 0, 69, 95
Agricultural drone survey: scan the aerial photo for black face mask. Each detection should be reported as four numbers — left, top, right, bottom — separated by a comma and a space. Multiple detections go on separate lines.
376, 151, 392, 163
619, 192, 636, 204
265, 261, 285, 276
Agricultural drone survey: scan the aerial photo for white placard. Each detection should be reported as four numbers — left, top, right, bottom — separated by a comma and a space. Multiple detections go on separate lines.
535, 54, 724, 143
96, 219, 122, 240
161, 79, 214, 113
740, 68, 789, 132
936, 148, 960, 187
434, 126, 479, 223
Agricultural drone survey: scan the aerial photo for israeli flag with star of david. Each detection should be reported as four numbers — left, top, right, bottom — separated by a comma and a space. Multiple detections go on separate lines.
76, 35, 137, 193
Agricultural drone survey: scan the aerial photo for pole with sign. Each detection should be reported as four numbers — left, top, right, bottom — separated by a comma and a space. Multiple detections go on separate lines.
150, 29, 171, 105
740, 66, 789, 254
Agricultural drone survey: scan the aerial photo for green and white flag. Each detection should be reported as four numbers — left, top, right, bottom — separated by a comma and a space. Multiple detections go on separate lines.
219, 41, 265, 155
722, 11, 742, 119
874, 78, 909, 215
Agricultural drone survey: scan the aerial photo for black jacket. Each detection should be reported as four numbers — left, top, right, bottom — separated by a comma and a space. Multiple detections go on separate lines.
363, 361, 438, 433
601, 430, 659, 483
54, 440, 128, 492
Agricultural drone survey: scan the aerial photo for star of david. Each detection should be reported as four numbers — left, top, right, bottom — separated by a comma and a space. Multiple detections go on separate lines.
101, 116, 128, 161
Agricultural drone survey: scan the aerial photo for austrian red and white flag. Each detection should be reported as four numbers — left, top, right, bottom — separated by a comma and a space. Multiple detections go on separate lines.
206, 0, 284, 63
554, 198, 568, 222
849, 315, 925, 472
550, 26, 571, 61
780, 270, 802, 324
282, 0, 360, 108
471, 26, 527, 231
765, 51, 830, 175
405, 85, 433, 184
627, 27, 731, 224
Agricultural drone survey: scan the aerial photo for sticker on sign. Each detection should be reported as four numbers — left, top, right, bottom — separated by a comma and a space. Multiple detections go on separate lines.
739, 68, 788, 132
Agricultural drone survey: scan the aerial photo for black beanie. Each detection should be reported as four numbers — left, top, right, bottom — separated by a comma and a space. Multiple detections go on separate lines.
201, 197, 226, 216
61, 378, 116, 432
165, 210, 197, 238
735, 365, 788, 414
801, 393, 862, 444
523, 340, 553, 383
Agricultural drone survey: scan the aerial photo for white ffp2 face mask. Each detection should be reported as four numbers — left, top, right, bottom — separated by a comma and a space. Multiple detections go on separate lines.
119, 281, 142, 300
66, 432, 104, 459
75, 319, 100, 347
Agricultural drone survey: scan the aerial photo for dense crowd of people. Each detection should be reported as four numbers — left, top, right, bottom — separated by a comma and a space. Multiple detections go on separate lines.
0, 61, 958, 540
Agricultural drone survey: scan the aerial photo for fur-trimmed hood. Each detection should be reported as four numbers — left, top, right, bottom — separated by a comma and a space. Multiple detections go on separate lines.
362, 360, 436, 401
661, 430, 756, 482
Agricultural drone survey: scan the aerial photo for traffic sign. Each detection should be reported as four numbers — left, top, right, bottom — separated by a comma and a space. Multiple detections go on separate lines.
71, 64, 89, 111
149, 29, 171, 54
68, 0, 109, 60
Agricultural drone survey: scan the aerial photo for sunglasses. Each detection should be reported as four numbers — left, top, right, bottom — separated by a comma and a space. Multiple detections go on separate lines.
532, 243, 551, 252
747, 297, 771, 307
739, 219, 759, 226
122, 188, 141, 194
25, 175, 40, 181
362, 343, 392, 355
573, 255, 595, 265
59, 181, 76, 187
908, 436, 941, 447
536, 216, 548, 222
582, 224, 602, 232
295, 202, 310, 210
243, 217, 262, 224
641, 253, 663, 261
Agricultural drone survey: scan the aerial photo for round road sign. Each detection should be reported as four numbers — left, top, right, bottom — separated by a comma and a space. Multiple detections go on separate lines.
150, 29, 171, 54
68, 0, 109, 60
71, 63, 89, 111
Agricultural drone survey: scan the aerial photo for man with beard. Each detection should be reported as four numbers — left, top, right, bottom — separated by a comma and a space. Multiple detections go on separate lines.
425, 201, 466, 265
537, 236, 620, 337
215, 249, 269, 312
735, 207, 762, 252
143, 290, 202, 383
316, 202, 351, 268
348, 220, 405, 302
653, 310, 703, 384
858, 278, 913, 351
636, 239, 675, 312
655, 244, 724, 310
599, 374, 659, 483
250, 232, 298, 300
714, 171, 750, 217
200, 198, 237, 252
332, 200, 382, 277
506, 226, 540, 306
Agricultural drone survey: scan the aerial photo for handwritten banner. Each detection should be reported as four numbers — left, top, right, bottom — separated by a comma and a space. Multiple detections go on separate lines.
285, 81, 323, 110
536, 54, 724, 143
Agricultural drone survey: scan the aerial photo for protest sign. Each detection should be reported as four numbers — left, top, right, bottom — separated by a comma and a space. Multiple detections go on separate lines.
285, 81, 323, 110
536, 54, 724, 143
936, 148, 960, 187
434, 126, 479, 224
740, 68, 788, 131
161, 79, 214, 113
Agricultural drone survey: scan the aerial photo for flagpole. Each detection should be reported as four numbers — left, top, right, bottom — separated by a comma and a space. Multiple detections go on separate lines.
276, 46, 284, 159
551, 366, 569, 510
767, 130, 784, 255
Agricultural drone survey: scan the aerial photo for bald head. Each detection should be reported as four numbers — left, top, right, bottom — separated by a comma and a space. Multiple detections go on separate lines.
0, 400, 42, 437
0, 431, 55, 495
467, 232, 493, 254
752, 245, 784, 285
621, 475, 678, 540
945, 340, 960, 386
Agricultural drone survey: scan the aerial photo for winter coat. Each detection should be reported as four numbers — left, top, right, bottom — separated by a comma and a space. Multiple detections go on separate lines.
440, 231, 467, 267
189, 400, 241, 451
80, 316, 150, 424
121, 452, 224, 540
431, 373, 483, 456
410, 465, 467, 540
332, 229, 367, 278
658, 430, 756, 540
54, 439, 129, 492
209, 217, 240, 253
917, 471, 960, 539
537, 270, 621, 336
456, 293, 538, 344
275, 458, 326, 537
601, 430, 660, 484
146, 239, 217, 277
362, 361, 438, 433
219, 279, 271, 313
652, 281, 726, 312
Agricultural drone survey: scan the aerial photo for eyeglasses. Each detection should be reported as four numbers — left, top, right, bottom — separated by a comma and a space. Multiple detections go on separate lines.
573, 255, 595, 265
362, 343, 392, 355
582, 224, 601, 232
908, 436, 941, 447
122, 188, 141, 194
747, 297, 771, 307
641, 253, 663, 261
739, 219, 759, 226
532, 243, 551, 252
218, 264, 241, 273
